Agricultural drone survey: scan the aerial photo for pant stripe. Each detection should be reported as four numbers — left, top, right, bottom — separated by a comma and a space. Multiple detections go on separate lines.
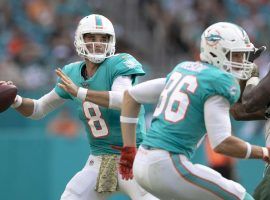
170, 154, 240, 200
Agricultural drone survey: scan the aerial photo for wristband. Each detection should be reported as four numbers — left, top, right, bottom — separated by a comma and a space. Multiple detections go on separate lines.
11, 95, 23, 108
77, 87, 88, 101
120, 116, 139, 124
262, 147, 269, 161
245, 142, 252, 159
246, 77, 259, 86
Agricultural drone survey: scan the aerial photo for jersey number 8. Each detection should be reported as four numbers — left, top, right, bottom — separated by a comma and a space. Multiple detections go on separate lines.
83, 101, 109, 138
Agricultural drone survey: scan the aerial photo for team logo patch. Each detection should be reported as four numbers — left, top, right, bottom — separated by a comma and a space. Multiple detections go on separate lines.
205, 29, 223, 46
81, 82, 89, 88
124, 60, 138, 69
229, 86, 237, 96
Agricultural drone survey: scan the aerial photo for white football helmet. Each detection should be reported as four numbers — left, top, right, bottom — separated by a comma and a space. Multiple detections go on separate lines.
200, 22, 255, 80
74, 14, 115, 63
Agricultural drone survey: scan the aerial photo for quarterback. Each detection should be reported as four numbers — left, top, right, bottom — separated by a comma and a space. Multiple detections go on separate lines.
1, 14, 158, 200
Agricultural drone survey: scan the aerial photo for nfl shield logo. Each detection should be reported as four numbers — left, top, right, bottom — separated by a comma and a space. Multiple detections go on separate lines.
82, 82, 89, 88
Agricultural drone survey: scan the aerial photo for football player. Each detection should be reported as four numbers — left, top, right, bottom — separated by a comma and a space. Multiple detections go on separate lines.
117, 22, 270, 200
229, 50, 270, 200
1, 14, 158, 200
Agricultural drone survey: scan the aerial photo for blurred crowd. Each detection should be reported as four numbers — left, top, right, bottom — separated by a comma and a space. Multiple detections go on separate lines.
1, 0, 270, 90
0, 0, 91, 90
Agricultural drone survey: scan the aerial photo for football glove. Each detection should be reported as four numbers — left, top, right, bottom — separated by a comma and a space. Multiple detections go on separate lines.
112, 146, 137, 180
248, 46, 266, 62
250, 63, 259, 77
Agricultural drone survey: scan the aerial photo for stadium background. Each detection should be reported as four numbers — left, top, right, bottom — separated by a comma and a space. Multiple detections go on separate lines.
0, 0, 269, 199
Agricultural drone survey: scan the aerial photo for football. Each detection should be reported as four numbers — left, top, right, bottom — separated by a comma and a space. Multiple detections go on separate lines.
0, 84, 17, 113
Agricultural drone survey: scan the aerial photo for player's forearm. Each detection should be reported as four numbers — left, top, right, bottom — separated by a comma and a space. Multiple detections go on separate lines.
121, 91, 141, 117
85, 90, 109, 107
214, 136, 264, 159
15, 98, 34, 117
78, 89, 123, 109
121, 91, 141, 147
14, 90, 65, 120
121, 123, 137, 147
230, 102, 265, 120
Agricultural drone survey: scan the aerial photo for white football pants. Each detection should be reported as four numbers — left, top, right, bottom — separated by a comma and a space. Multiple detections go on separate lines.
133, 146, 247, 200
60, 154, 159, 200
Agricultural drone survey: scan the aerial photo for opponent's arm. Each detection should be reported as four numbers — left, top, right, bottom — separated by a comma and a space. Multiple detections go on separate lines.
230, 102, 265, 120
205, 96, 270, 161
242, 71, 270, 112
237, 79, 247, 103
230, 65, 265, 120
241, 46, 270, 113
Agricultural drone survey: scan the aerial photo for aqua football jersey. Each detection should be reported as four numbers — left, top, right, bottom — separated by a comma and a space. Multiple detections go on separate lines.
54, 53, 146, 155
142, 61, 240, 159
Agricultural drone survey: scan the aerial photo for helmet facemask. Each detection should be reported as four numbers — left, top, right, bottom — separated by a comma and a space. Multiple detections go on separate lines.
223, 49, 254, 80
200, 22, 255, 80
75, 33, 115, 63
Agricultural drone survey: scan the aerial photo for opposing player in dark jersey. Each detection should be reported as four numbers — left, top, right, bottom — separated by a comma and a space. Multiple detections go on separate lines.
229, 46, 270, 200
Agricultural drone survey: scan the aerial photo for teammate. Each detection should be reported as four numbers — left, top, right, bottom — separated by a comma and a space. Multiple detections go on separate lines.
117, 22, 270, 200
1, 14, 158, 200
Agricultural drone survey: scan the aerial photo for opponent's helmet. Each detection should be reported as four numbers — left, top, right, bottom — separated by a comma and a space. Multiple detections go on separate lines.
74, 14, 115, 63
200, 22, 254, 80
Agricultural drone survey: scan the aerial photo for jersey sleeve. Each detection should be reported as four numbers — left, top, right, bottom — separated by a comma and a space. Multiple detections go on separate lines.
128, 78, 166, 104
109, 53, 145, 83
54, 65, 73, 100
203, 73, 240, 105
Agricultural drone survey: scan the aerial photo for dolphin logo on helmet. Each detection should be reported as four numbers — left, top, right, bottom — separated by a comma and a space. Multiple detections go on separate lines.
200, 22, 255, 80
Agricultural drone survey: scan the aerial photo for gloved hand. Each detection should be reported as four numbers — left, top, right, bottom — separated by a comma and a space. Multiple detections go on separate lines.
112, 146, 137, 180
248, 46, 266, 62
250, 63, 259, 77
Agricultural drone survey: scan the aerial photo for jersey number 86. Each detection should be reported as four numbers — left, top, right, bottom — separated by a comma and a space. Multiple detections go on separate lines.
153, 72, 198, 123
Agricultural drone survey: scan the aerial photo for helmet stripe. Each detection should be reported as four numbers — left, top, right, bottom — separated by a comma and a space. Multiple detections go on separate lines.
95, 15, 103, 29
